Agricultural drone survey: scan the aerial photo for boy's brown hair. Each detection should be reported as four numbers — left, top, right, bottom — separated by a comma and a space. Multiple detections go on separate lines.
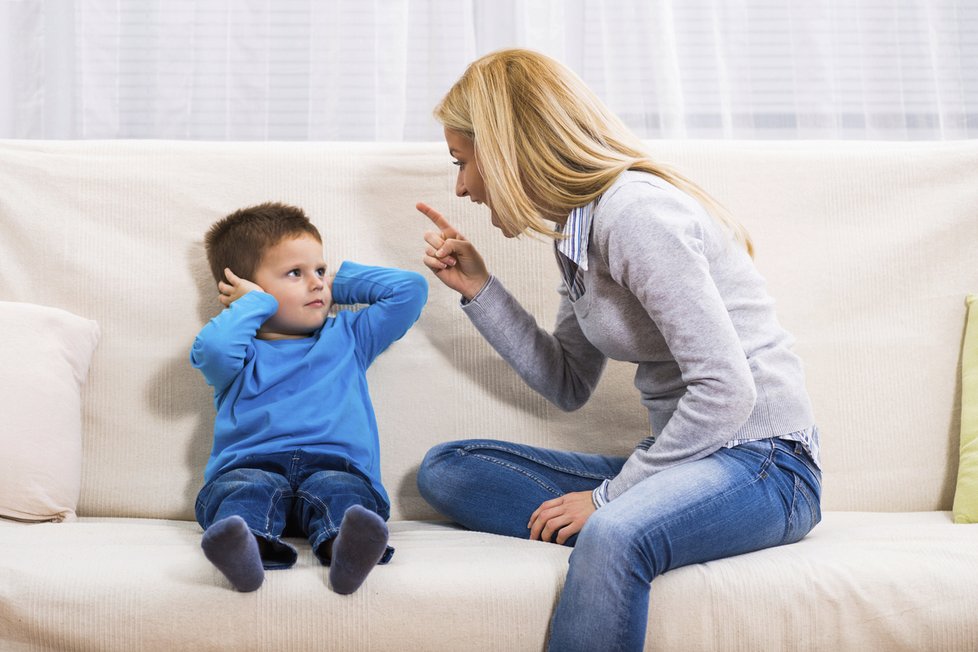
204, 202, 322, 284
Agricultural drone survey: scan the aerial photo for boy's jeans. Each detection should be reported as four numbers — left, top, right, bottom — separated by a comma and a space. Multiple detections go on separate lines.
417, 436, 821, 652
195, 449, 393, 569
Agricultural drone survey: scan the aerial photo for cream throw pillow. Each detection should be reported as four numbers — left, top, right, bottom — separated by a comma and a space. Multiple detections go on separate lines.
953, 294, 978, 524
0, 302, 100, 522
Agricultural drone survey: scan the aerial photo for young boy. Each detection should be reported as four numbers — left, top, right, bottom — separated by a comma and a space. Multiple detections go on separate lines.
191, 202, 427, 594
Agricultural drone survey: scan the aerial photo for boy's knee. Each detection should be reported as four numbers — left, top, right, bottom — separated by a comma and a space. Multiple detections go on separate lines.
302, 469, 373, 502
219, 467, 265, 482
306, 468, 361, 486
213, 467, 283, 491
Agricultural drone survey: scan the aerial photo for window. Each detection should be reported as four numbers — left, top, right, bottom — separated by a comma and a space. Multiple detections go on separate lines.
2, 0, 974, 140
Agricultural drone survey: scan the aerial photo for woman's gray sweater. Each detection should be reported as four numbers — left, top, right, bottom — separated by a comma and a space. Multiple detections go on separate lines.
461, 171, 815, 502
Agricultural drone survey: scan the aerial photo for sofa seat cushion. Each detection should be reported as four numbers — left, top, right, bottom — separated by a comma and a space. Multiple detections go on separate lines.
2, 513, 976, 651
0, 519, 569, 651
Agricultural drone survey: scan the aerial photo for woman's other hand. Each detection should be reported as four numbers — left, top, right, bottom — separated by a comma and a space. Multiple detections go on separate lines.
417, 201, 490, 301
528, 491, 596, 545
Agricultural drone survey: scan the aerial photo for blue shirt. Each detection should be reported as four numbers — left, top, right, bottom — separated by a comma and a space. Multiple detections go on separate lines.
191, 262, 427, 503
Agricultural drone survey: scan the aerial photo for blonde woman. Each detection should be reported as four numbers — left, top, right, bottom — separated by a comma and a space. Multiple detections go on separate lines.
415, 49, 821, 651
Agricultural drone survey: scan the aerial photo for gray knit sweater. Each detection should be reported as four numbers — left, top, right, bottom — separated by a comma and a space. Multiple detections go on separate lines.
461, 170, 814, 502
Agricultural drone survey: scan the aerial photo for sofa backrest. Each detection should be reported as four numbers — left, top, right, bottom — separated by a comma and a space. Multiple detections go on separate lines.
0, 140, 975, 519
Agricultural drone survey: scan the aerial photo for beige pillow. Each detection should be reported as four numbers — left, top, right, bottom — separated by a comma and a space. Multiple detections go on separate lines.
0, 302, 99, 522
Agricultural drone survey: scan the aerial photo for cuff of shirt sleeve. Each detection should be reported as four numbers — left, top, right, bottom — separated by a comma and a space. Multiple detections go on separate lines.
592, 480, 610, 509
459, 275, 496, 307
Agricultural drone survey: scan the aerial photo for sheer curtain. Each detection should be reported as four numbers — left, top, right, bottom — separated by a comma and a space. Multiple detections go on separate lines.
1, 0, 975, 140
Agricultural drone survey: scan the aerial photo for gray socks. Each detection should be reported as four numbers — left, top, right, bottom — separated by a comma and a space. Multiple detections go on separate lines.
201, 515, 264, 592
328, 505, 389, 595
202, 507, 388, 594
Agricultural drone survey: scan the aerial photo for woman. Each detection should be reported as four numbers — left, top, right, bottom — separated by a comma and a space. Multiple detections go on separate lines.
415, 48, 821, 651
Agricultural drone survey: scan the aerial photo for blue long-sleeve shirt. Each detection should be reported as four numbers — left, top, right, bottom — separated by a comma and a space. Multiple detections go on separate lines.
191, 261, 427, 503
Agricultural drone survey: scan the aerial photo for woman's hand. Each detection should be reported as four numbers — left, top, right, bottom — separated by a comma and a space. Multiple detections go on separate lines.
528, 491, 596, 545
217, 268, 263, 308
417, 202, 490, 301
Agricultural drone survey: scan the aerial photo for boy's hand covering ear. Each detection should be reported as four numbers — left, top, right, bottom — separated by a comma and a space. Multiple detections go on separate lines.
218, 268, 264, 307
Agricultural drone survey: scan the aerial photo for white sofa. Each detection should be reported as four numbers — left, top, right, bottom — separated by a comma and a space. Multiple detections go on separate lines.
0, 139, 976, 651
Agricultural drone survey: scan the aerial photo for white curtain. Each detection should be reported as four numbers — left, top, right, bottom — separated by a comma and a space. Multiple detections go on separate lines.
1, 0, 975, 141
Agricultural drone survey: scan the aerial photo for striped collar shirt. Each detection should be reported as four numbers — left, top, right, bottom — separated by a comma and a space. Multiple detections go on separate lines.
554, 202, 596, 301
555, 202, 595, 271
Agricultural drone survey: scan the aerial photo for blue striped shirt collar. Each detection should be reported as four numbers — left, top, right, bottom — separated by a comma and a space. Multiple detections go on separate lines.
554, 202, 595, 271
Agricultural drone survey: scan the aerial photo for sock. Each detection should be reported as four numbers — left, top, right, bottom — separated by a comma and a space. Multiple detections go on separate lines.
328, 505, 389, 595
201, 515, 265, 592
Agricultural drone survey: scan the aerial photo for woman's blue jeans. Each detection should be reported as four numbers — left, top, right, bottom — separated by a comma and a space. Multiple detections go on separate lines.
195, 449, 393, 569
417, 437, 821, 652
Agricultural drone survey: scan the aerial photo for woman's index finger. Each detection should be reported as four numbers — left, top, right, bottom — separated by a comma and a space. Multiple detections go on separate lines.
416, 202, 456, 235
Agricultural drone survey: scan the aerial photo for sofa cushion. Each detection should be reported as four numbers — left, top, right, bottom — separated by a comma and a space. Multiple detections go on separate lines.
1, 513, 976, 650
953, 294, 978, 524
0, 302, 99, 523
0, 140, 976, 520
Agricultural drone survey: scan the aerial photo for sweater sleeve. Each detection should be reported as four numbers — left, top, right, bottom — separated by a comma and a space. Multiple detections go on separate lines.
330, 261, 428, 367
598, 184, 757, 501
189, 291, 278, 397
462, 275, 607, 412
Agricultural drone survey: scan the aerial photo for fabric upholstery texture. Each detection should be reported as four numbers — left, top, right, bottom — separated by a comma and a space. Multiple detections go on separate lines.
953, 294, 978, 524
1, 513, 976, 650
0, 302, 99, 523
0, 140, 974, 520
0, 140, 976, 651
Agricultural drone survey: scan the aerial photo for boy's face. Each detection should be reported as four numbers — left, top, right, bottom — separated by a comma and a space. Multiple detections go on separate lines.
252, 233, 331, 340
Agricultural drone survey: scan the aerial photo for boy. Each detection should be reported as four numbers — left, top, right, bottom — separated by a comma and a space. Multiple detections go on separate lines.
191, 202, 427, 593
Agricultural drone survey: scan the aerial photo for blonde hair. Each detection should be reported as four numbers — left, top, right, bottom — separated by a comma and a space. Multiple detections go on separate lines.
434, 48, 753, 256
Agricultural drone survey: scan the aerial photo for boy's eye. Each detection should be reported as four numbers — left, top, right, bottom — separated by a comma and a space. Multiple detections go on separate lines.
287, 269, 300, 277
316, 268, 326, 277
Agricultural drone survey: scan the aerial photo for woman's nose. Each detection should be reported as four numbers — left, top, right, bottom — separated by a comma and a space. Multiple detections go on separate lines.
455, 170, 467, 198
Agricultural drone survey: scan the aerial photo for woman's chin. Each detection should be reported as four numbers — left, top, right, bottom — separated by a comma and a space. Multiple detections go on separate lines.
490, 212, 518, 238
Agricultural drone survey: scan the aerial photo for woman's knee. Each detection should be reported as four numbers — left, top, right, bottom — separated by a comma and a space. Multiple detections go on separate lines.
416, 440, 465, 504
575, 508, 653, 571
417, 439, 505, 507
579, 508, 637, 549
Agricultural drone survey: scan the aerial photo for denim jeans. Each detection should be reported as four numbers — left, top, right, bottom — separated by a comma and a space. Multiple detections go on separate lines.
417, 437, 821, 652
195, 449, 393, 569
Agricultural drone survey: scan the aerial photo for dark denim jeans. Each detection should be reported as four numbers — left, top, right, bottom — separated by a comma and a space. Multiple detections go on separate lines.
195, 449, 393, 569
418, 436, 821, 652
